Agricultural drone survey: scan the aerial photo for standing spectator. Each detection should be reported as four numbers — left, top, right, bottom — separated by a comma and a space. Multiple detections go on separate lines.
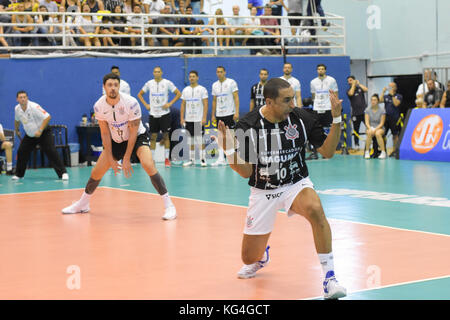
180, 70, 209, 167
185, 0, 202, 14
13, 91, 69, 181
211, 66, 239, 166
281, 0, 303, 36
249, 68, 269, 112
260, 4, 280, 54
247, 0, 263, 16
110, 4, 128, 45
279, 62, 302, 107
268, 0, 283, 24
62, 0, 81, 12
181, 5, 201, 53
364, 94, 386, 159
347, 75, 368, 149
84, 0, 105, 13
103, 0, 123, 12
11, 3, 35, 47
137, 66, 182, 167
424, 79, 443, 108
156, 4, 183, 47
76, 3, 101, 47
307, 0, 329, 28
39, 0, 58, 12
207, 8, 230, 50
144, 0, 164, 16
0, 123, 13, 174
439, 80, 450, 109
228, 5, 247, 46
416, 69, 441, 99
174, 0, 185, 14
381, 82, 402, 157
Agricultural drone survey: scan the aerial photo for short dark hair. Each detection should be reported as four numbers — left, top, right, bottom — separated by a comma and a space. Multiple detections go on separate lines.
16, 90, 27, 97
217, 66, 226, 71
186, 5, 192, 10
372, 93, 379, 101
264, 78, 291, 100
103, 72, 120, 85
347, 75, 355, 80
260, 68, 268, 73
317, 64, 327, 70
111, 65, 119, 71
189, 70, 198, 77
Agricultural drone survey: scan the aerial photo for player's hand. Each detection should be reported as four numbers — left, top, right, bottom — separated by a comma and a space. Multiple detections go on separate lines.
212, 120, 234, 152
162, 103, 171, 110
109, 157, 121, 176
202, 119, 207, 126
329, 90, 343, 118
34, 130, 42, 138
233, 114, 239, 122
122, 157, 133, 178
180, 119, 185, 127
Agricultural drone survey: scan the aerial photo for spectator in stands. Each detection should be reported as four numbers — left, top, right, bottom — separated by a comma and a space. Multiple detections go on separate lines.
11, 3, 35, 47
0, 25, 8, 48
243, 6, 261, 54
381, 82, 402, 157
126, 4, 149, 47
364, 94, 386, 159
144, 0, 164, 16
100, 14, 117, 46
123, 0, 133, 13
39, 0, 58, 12
62, 0, 81, 12
23, 0, 37, 12
34, 5, 57, 46
416, 69, 440, 99
440, 80, 450, 109
162, 0, 175, 13
347, 76, 368, 149
53, 5, 78, 46
0, 123, 13, 174
156, 4, 183, 47
247, 0, 263, 16
307, 0, 329, 29
281, 0, 303, 36
207, 8, 230, 50
228, 5, 247, 46
77, 3, 101, 47
85, 0, 105, 13
0, 0, 14, 12
185, 0, 202, 14
110, 4, 128, 45
268, 0, 282, 24
174, 0, 185, 14
103, 0, 123, 12
424, 79, 443, 108
260, 4, 280, 54
180, 5, 201, 53
414, 98, 426, 109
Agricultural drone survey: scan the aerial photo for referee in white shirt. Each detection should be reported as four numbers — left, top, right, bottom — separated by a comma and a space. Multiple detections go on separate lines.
308, 64, 339, 160
13, 91, 68, 180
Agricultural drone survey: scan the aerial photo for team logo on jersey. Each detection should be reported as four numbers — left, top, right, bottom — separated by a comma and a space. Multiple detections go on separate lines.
118, 106, 125, 115
284, 124, 299, 141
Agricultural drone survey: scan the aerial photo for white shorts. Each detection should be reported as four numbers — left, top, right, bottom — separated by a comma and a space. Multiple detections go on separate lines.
244, 177, 314, 235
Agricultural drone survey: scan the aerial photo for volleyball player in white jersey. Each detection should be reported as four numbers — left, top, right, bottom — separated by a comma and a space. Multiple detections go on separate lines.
180, 70, 209, 167
102, 66, 131, 95
138, 66, 181, 167
279, 62, 303, 108
211, 66, 240, 166
308, 64, 339, 160
62, 73, 177, 220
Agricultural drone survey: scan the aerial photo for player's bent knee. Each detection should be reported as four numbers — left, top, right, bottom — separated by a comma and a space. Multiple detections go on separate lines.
302, 201, 324, 221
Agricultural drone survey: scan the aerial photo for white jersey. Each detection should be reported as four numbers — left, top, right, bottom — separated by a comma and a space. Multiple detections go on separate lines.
94, 93, 146, 143
0, 123, 3, 136
212, 78, 238, 117
102, 79, 131, 96
14, 101, 50, 138
279, 75, 301, 107
181, 84, 208, 122
310, 76, 338, 112
141, 78, 177, 118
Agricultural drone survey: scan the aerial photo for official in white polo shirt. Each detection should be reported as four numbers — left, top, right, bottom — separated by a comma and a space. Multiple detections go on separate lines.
13, 90, 68, 180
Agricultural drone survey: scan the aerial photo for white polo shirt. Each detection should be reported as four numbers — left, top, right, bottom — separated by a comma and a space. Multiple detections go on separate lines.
14, 101, 50, 138
102, 79, 131, 96
181, 84, 208, 122
310, 75, 338, 112
140, 78, 178, 118
279, 75, 301, 107
212, 78, 238, 117
94, 93, 146, 143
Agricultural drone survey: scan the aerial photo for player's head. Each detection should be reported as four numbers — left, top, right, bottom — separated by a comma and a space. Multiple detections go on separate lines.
189, 70, 199, 85
103, 73, 120, 99
111, 66, 120, 76
371, 94, 379, 106
259, 68, 269, 83
347, 75, 355, 85
153, 66, 163, 80
317, 64, 327, 76
16, 90, 28, 105
283, 63, 293, 76
216, 66, 226, 80
264, 78, 295, 120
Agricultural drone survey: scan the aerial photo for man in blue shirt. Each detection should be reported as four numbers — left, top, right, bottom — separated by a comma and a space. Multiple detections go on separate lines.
382, 82, 402, 156
248, 0, 264, 16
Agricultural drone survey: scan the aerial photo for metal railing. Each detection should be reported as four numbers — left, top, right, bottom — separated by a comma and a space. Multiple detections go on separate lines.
0, 11, 345, 56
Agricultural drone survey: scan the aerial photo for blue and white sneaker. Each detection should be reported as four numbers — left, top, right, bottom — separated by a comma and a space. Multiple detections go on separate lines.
323, 271, 347, 299
237, 245, 270, 279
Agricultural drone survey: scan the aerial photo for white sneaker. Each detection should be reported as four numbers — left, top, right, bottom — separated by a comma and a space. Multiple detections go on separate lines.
182, 160, 193, 167
211, 158, 227, 167
11, 175, 23, 181
364, 151, 370, 159
200, 159, 207, 167
162, 205, 177, 220
378, 151, 386, 159
323, 271, 347, 300
62, 200, 90, 214
237, 246, 270, 279
62, 173, 69, 180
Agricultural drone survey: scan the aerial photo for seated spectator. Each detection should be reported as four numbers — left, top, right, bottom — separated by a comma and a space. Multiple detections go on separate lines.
0, 25, 8, 48
228, 5, 247, 46
84, 0, 105, 13
127, 3, 154, 46
61, 0, 81, 12
11, 3, 35, 47
39, 0, 58, 12
162, 0, 175, 13
414, 98, 426, 109
156, 4, 183, 47
243, 6, 262, 54
76, 3, 101, 47
440, 80, 450, 109
196, 19, 212, 46
100, 15, 117, 46
424, 79, 443, 108
34, 5, 57, 46
144, 0, 164, 17
416, 69, 441, 99
0, 0, 14, 12
207, 8, 230, 49
180, 5, 201, 53
53, 5, 78, 46
364, 94, 386, 159
110, 4, 128, 45
260, 4, 280, 54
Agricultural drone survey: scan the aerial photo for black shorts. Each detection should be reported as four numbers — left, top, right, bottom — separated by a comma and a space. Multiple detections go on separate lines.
111, 133, 150, 161
288, 13, 303, 26
385, 114, 400, 136
312, 110, 333, 128
149, 113, 172, 134
216, 115, 236, 129
185, 121, 204, 137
